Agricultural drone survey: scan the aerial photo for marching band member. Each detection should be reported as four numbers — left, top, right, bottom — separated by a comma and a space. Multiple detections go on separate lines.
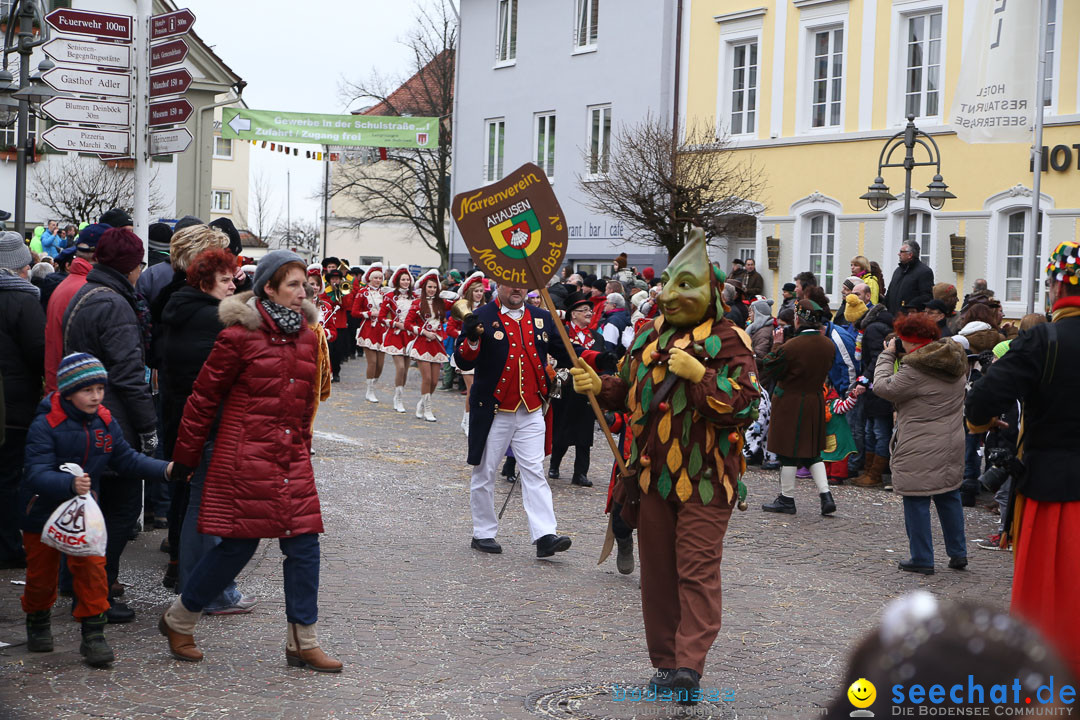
351, 263, 387, 403
448, 272, 486, 435
378, 266, 416, 413
406, 269, 447, 422
318, 268, 349, 383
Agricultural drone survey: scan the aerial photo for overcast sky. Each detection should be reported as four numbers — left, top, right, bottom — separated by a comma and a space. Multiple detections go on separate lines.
181, 0, 432, 235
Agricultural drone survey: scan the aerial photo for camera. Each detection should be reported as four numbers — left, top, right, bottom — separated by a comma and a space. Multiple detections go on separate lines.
980, 446, 1025, 494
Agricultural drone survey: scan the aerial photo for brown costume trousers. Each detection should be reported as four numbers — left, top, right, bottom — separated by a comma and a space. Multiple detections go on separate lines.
638, 490, 732, 675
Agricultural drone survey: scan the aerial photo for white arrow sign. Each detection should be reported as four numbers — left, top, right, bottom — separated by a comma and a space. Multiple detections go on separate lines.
43, 66, 130, 98
41, 97, 130, 127
149, 127, 192, 155
43, 37, 131, 69
42, 125, 130, 155
227, 114, 251, 134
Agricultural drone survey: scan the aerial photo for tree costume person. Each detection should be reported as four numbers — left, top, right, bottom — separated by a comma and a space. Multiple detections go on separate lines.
571, 229, 760, 701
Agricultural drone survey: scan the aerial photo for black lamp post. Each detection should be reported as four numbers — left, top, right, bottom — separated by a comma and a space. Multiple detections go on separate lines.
861, 114, 956, 245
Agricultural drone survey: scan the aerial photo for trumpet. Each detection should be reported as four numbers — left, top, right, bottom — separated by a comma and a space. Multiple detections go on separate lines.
340, 280, 352, 295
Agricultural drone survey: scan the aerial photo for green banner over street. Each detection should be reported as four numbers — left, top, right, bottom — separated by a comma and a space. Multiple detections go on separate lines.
221, 107, 439, 149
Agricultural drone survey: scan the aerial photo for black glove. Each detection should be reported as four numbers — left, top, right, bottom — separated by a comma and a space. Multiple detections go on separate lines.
139, 431, 159, 457
463, 314, 483, 342
595, 352, 618, 375
169, 462, 194, 483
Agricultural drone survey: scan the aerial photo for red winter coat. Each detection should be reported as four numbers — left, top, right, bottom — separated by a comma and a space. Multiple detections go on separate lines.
174, 291, 324, 539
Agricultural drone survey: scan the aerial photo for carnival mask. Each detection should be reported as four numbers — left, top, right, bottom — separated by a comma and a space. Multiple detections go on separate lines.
658, 227, 715, 328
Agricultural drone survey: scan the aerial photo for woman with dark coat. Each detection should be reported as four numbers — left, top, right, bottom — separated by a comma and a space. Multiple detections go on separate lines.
549, 292, 603, 487
159, 250, 341, 672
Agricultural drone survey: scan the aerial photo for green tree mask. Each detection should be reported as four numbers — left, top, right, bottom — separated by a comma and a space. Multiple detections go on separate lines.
658, 228, 722, 328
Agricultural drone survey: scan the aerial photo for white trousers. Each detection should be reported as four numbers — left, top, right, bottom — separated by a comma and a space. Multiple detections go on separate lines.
470, 405, 558, 543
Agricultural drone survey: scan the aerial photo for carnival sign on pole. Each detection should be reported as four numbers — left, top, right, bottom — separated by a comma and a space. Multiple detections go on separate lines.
45, 8, 133, 42
949, 0, 1040, 144
221, 107, 441, 149
42, 66, 131, 98
43, 37, 131, 69
41, 96, 131, 127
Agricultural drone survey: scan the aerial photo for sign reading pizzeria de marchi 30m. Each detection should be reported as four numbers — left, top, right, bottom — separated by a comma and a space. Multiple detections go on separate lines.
452, 162, 568, 289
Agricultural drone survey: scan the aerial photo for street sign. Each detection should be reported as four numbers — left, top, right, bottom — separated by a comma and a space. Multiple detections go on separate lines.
150, 9, 195, 40
221, 107, 441, 149
149, 68, 192, 98
42, 126, 130, 155
41, 97, 130, 127
43, 37, 131, 69
43, 66, 130, 98
149, 38, 188, 69
149, 98, 193, 127
149, 127, 192, 155
45, 8, 132, 43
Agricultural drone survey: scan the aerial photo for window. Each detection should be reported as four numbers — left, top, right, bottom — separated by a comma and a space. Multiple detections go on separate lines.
729, 41, 758, 135
587, 105, 611, 177
496, 0, 517, 64
808, 213, 836, 295
213, 136, 233, 159
574, 0, 598, 49
811, 28, 843, 128
906, 211, 932, 268
211, 190, 232, 213
535, 113, 555, 178
904, 11, 942, 119
1043, 0, 1057, 107
484, 118, 505, 182
1004, 211, 1042, 304
0, 113, 35, 149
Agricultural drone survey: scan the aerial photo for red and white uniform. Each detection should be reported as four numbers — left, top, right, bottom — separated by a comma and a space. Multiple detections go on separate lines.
405, 298, 448, 363
317, 298, 336, 342
352, 286, 386, 351
378, 290, 415, 355
319, 291, 348, 336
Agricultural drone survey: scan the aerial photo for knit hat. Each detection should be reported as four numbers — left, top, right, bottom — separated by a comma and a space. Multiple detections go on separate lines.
253, 249, 305, 298
641, 267, 655, 282
842, 276, 862, 293
57, 353, 108, 396
844, 293, 869, 323
173, 215, 203, 233
75, 223, 109, 252
0, 229, 31, 270
782, 282, 796, 293
147, 222, 173, 254
208, 217, 243, 257
94, 228, 144, 273
99, 208, 133, 228
1046, 241, 1080, 285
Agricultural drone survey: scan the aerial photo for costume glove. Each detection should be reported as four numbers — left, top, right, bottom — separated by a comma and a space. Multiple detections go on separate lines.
668, 347, 706, 383
570, 358, 602, 395
463, 314, 483, 341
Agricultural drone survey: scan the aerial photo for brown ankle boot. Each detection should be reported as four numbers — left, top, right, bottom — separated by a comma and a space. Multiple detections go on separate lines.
851, 455, 885, 487
159, 599, 203, 662
286, 622, 342, 673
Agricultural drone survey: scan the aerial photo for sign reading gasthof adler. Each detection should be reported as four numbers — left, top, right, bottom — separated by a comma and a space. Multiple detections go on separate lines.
452, 162, 568, 289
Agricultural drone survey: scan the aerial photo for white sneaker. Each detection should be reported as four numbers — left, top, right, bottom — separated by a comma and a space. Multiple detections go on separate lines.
205, 594, 258, 616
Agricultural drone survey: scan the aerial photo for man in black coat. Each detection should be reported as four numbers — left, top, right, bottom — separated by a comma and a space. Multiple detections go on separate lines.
454, 283, 572, 558
884, 239, 934, 315
550, 292, 604, 487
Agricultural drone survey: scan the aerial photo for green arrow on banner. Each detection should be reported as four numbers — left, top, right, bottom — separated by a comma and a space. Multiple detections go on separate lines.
221, 107, 440, 149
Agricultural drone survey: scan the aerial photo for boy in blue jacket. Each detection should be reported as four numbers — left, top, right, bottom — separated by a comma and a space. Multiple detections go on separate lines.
20, 353, 171, 668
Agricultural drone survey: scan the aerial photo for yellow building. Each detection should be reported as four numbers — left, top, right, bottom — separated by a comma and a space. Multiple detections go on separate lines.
684, 0, 1078, 316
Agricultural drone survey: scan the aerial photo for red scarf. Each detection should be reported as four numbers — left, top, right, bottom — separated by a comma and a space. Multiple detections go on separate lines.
1051, 295, 1080, 313
570, 324, 595, 350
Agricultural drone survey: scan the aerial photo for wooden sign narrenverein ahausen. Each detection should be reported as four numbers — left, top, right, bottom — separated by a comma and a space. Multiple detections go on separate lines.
452, 162, 567, 289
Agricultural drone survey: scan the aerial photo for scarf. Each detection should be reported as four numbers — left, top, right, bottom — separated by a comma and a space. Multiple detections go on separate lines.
1051, 295, 1080, 322
0, 268, 40, 298
261, 298, 303, 334
569, 324, 595, 350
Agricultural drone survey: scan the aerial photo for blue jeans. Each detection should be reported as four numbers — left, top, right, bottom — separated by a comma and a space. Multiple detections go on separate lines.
847, 396, 865, 471
177, 441, 240, 611
181, 533, 320, 625
864, 415, 893, 458
902, 490, 967, 567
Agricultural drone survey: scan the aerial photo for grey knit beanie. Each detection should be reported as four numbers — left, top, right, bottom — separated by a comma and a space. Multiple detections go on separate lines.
0, 230, 31, 271
253, 249, 305, 298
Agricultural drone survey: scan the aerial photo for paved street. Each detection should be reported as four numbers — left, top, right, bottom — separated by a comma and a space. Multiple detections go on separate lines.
0, 366, 1013, 720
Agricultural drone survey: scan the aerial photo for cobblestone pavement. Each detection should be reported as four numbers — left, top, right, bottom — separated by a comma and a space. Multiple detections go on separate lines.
0, 365, 1014, 720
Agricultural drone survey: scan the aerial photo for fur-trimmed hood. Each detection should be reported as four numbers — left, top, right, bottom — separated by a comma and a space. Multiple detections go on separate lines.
902, 338, 967, 381
218, 291, 319, 331
857, 302, 892, 331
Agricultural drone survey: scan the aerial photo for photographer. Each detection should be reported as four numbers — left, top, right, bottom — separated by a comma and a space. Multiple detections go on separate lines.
976, 392, 1020, 552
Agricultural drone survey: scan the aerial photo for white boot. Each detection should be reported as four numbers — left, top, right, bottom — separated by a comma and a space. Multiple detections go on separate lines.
365, 378, 379, 403
393, 386, 406, 413
415, 395, 425, 419
422, 394, 436, 422
461, 411, 469, 437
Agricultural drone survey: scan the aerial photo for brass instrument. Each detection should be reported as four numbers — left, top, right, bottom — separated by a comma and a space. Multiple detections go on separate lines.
340, 280, 352, 295
450, 297, 484, 337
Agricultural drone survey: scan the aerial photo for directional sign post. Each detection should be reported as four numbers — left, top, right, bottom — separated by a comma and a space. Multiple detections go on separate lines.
148, 68, 192, 98
149, 38, 188, 69
148, 98, 193, 127
42, 126, 130, 155
42, 97, 131, 127
149, 127, 192, 155
150, 9, 195, 40
46, 8, 133, 42
222, 107, 441, 149
43, 38, 131, 70
43, 66, 131, 98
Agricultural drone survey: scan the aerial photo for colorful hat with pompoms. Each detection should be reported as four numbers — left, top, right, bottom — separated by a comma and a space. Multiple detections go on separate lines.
1046, 241, 1080, 285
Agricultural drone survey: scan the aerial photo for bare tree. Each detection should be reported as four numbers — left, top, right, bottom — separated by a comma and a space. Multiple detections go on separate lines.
241, 171, 277, 241
270, 219, 320, 258
333, 0, 455, 269
30, 155, 166, 225
577, 115, 766, 260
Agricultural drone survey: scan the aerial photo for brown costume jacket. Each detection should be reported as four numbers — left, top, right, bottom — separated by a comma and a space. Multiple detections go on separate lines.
763, 329, 836, 459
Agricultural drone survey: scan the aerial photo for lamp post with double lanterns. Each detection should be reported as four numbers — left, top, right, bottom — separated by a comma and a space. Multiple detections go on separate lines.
860, 114, 956, 245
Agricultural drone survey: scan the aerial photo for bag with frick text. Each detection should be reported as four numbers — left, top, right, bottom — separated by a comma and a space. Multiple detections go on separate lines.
40, 463, 108, 557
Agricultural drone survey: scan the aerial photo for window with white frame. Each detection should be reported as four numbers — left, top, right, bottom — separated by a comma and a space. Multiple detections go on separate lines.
574, 0, 598, 49
496, 0, 517, 64
211, 190, 232, 213
0, 113, 35, 149
587, 105, 611, 177
1043, 0, 1058, 108
213, 136, 233, 159
905, 211, 932, 269
485, 118, 505, 182
808, 213, 836, 296
811, 28, 844, 128
535, 113, 555, 178
729, 41, 758, 135
903, 11, 942, 120
1004, 211, 1042, 304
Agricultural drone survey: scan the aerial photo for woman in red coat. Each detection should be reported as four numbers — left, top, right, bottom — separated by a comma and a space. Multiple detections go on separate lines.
378, 265, 415, 413
405, 269, 447, 422
159, 250, 341, 673
351, 263, 387, 403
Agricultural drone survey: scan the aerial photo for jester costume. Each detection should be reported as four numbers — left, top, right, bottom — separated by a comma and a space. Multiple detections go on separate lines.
575, 229, 760, 697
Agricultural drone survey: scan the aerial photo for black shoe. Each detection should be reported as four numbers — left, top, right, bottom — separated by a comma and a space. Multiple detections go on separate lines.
162, 561, 178, 589
331, 373, 341, 383
615, 536, 634, 575
570, 473, 592, 487
898, 559, 935, 575
159, 537, 171, 554
25, 610, 53, 652
671, 667, 702, 705
501, 457, 517, 479
105, 600, 135, 624
761, 459, 781, 470
153, 516, 169, 529
535, 534, 572, 558
648, 667, 676, 693
960, 488, 976, 507
819, 491, 836, 516
470, 537, 502, 554
747, 449, 763, 466
79, 613, 115, 667
547, 467, 560, 479
948, 556, 968, 570
762, 495, 796, 514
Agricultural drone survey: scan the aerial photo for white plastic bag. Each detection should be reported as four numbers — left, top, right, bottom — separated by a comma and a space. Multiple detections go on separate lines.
41, 463, 108, 557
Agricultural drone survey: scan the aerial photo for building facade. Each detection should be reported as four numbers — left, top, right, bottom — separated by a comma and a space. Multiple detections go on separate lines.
684, 0, 1079, 317
208, 101, 250, 228
449, 0, 680, 277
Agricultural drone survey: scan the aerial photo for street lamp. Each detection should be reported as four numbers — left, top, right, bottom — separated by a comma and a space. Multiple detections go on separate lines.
860, 114, 956, 243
